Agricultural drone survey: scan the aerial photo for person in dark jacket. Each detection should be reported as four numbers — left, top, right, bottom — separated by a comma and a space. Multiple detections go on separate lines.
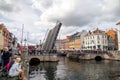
0, 49, 3, 68
2, 47, 12, 67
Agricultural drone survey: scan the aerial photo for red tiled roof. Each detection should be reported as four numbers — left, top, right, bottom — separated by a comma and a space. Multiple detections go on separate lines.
85, 28, 105, 37
92, 28, 105, 34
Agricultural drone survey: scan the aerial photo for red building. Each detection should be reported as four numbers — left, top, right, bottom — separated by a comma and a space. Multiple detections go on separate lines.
28, 45, 35, 50
3, 27, 9, 47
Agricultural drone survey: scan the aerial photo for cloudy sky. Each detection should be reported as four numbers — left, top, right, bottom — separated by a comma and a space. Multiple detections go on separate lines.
0, 0, 120, 45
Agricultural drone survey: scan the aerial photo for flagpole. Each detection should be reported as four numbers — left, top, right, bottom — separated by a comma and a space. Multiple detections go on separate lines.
20, 24, 24, 55
21, 24, 24, 46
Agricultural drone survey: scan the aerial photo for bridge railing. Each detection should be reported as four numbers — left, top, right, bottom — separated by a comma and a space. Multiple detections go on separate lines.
65, 50, 118, 55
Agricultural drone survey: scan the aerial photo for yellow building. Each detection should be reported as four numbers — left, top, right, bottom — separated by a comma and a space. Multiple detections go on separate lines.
69, 37, 81, 50
59, 31, 87, 51
0, 24, 4, 49
74, 38, 81, 49
68, 32, 81, 50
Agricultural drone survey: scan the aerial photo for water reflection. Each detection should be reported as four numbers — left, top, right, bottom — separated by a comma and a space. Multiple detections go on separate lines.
29, 62, 58, 80
29, 57, 120, 80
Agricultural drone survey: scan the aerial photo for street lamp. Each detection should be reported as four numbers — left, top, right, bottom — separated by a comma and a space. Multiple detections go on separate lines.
39, 40, 41, 50
24, 38, 27, 47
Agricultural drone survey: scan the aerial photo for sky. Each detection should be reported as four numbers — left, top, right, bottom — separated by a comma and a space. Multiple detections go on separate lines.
0, 0, 120, 45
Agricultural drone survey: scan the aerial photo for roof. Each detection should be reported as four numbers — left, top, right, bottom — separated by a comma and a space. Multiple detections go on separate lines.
107, 29, 117, 40
69, 32, 81, 40
85, 28, 106, 37
92, 28, 105, 34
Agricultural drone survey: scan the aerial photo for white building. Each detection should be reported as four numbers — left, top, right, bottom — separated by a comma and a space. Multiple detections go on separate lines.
116, 22, 120, 51
80, 30, 88, 49
83, 28, 108, 50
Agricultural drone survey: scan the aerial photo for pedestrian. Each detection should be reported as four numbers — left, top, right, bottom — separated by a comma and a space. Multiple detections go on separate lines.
0, 48, 3, 69
9, 57, 26, 80
2, 47, 12, 67
9, 49, 13, 56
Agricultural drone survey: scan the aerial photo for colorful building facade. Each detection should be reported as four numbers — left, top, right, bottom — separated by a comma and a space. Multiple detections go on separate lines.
69, 32, 81, 50
116, 22, 120, 51
56, 30, 87, 51
107, 29, 118, 50
0, 24, 4, 49
83, 28, 108, 50
0, 24, 10, 49
3, 27, 9, 47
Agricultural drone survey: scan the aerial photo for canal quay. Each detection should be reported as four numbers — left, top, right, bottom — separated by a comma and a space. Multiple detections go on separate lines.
29, 56, 120, 80
28, 49, 120, 80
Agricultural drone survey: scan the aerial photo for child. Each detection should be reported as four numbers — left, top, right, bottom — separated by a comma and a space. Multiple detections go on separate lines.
9, 57, 26, 80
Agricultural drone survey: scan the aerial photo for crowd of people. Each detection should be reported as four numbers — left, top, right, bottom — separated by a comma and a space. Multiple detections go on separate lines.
0, 42, 26, 80
28, 49, 42, 55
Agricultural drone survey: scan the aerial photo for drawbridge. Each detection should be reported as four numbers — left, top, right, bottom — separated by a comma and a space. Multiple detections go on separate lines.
29, 21, 62, 65
42, 21, 62, 53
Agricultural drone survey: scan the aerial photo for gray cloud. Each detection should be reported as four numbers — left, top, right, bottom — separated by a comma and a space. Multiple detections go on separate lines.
39, 0, 120, 27
40, 0, 53, 9
0, 0, 120, 44
115, 1, 120, 18
32, 0, 53, 12
0, 0, 20, 12
51, 13, 93, 26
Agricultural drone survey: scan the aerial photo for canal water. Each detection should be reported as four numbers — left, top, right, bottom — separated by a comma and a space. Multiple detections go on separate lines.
29, 57, 120, 80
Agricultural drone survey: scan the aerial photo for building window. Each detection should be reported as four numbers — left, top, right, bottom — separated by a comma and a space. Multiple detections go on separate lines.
103, 35, 104, 38
105, 35, 106, 38
98, 45, 101, 49
97, 35, 100, 39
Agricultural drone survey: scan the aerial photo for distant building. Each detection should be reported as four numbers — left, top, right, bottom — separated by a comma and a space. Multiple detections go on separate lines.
3, 27, 9, 47
0, 24, 13, 49
0, 24, 4, 49
55, 39, 62, 51
116, 22, 120, 51
69, 32, 81, 50
28, 45, 35, 50
80, 30, 88, 49
68, 30, 87, 50
64, 36, 70, 50
83, 28, 108, 50
107, 36, 115, 50
8, 32, 13, 49
107, 29, 118, 50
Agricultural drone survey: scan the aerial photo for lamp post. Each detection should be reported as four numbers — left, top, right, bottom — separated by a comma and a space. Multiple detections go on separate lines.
24, 38, 27, 47
39, 40, 41, 53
